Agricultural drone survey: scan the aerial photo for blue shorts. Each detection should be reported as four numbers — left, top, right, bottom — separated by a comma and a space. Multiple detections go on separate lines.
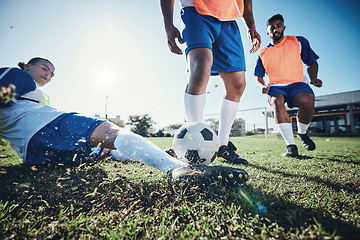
268, 82, 314, 108
181, 7, 246, 75
26, 113, 104, 166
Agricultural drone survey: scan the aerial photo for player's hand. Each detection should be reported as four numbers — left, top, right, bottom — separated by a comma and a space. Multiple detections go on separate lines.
310, 79, 322, 87
0, 84, 16, 104
98, 148, 112, 159
165, 25, 183, 55
248, 29, 261, 53
261, 84, 270, 94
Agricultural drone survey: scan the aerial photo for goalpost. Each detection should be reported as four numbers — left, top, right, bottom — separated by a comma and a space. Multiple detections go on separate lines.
204, 107, 278, 139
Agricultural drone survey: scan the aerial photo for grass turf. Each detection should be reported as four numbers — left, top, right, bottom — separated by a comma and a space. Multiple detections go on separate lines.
0, 136, 359, 239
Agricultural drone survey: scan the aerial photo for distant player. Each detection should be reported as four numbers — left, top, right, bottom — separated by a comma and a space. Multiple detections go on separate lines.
0, 57, 248, 185
254, 14, 322, 157
160, 0, 261, 164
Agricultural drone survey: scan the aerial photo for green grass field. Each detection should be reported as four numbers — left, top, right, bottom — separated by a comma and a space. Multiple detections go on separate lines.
1, 136, 359, 239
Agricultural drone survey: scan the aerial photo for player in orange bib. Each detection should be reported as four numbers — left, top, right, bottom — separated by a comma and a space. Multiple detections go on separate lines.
254, 14, 322, 157
160, 0, 261, 164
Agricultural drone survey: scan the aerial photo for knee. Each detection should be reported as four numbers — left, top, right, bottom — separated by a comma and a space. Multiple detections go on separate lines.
269, 97, 284, 109
297, 95, 314, 108
234, 78, 246, 91
223, 73, 246, 95
90, 121, 121, 148
190, 55, 212, 72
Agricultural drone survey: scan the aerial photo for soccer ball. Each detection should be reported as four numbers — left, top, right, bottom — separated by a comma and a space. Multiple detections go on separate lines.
172, 122, 219, 165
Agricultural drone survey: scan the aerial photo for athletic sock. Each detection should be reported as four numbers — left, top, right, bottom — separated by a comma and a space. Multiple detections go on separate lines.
111, 130, 187, 173
184, 93, 206, 122
297, 122, 310, 134
278, 123, 296, 145
218, 99, 239, 146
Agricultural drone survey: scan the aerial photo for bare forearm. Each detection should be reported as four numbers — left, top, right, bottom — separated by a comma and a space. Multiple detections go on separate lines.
256, 77, 270, 94
307, 61, 318, 82
256, 77, 266, 88
160, 0, 183, 54
242, 0, 256, 30
242, 0, 261, 53
307, 61, 323, 87
160, 0, 175, 29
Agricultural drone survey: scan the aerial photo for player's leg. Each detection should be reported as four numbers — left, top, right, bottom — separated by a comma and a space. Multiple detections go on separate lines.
210, 20, 247, 164
269, 93, 298, 157
292, 92, 315, 126
89, 121, 187, 173
216, 71, 248, 164
25, 113, 106, 166
89, 121, 248, 185
181, 7, 217, 123
270, 93, 291, 124
184, 47, 213, 122
291, 91, 316, 150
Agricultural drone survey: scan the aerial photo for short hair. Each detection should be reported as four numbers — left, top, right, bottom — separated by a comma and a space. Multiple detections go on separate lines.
267, 14, 284, 26
18, 57, 53, 70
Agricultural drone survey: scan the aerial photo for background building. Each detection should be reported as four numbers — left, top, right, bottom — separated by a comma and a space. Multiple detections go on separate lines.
287, 90, 360, 136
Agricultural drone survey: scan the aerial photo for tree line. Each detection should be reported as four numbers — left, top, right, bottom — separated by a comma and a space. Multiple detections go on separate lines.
111, 114, 248, 138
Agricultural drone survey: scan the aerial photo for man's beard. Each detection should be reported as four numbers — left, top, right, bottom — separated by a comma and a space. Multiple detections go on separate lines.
272, 31, 284, 42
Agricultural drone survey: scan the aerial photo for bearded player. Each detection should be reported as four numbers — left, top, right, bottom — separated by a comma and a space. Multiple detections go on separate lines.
254, 14, 322, 157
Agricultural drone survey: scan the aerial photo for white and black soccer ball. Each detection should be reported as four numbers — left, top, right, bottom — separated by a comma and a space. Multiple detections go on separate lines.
172, 122, 219, 165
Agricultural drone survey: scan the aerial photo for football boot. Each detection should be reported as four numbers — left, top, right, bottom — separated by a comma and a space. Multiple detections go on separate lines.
217, 141, 248, 164
297, 133, 316, 150
282, 145, 299, 157
168, 164, 248, 186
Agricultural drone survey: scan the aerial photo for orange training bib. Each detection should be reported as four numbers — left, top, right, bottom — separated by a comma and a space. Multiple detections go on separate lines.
193, 0, 244, 20
259, 35, 304, 85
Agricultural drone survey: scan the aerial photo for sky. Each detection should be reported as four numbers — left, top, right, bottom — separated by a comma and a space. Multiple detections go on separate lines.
0, 0, 359, 131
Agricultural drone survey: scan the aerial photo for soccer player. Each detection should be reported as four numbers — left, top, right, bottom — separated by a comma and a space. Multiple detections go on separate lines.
0, 57, 248, 185
254, 14, 322, 157
160, 0, 261, 164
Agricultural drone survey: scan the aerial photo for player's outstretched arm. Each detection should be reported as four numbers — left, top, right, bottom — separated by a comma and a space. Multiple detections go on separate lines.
160, 0, 183, 55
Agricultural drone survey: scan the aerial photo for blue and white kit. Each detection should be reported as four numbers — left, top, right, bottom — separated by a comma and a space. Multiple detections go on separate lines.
0, 67, 104, 165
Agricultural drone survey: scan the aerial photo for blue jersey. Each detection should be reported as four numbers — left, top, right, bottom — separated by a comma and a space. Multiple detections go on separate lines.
0, 68, 36, 107
254, 36, 319, 78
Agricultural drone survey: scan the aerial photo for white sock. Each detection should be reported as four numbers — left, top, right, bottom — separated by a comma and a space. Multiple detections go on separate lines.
110, 130, 187, 173
278, 123, 296, 145
218, 99, 239, 146
297, 122, 309, 134
184, 93, 206, 122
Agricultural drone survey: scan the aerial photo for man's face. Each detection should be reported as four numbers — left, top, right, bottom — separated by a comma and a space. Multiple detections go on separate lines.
267, 19, 285, 43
